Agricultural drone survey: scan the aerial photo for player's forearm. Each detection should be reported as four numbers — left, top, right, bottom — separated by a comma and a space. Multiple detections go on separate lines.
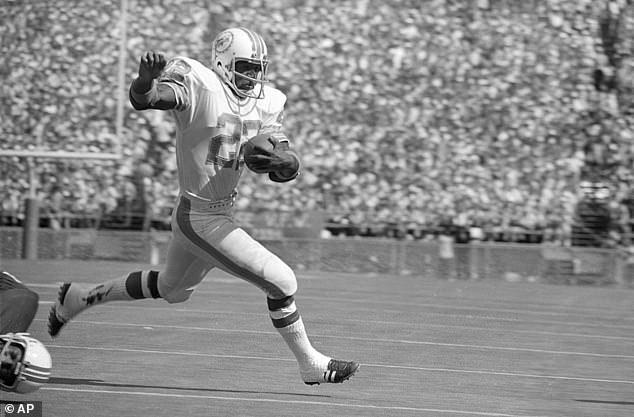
131, 76, 155, 95
129, 77, 159, 110
129, 78, 178, 110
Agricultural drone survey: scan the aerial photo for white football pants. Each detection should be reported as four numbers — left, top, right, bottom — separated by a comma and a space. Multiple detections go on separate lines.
157, 196, 297, 303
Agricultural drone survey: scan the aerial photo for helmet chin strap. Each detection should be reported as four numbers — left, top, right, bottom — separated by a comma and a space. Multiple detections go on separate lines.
232, 80, 265, 100
234, 80, 265, 99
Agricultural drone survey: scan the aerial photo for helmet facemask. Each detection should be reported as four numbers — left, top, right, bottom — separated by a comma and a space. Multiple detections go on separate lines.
0, 337, 25, 391
232, 59, 268, 99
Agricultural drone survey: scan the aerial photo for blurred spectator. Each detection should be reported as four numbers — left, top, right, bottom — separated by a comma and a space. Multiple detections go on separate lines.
1, 0, 633, 247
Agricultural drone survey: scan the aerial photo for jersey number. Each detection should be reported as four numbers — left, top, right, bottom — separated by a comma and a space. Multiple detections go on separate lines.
206, 114, 260, 169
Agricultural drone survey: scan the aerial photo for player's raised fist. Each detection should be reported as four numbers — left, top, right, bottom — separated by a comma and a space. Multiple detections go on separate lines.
138, 51, 167, 81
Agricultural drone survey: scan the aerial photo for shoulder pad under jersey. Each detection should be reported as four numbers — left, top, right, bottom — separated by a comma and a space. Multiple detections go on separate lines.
259, 85, 287, 115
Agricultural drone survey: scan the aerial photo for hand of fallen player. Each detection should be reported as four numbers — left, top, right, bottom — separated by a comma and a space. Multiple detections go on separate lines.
138, 51, 167, 81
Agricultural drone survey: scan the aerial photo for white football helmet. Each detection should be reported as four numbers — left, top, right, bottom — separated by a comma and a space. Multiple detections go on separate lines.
0, 333, 52, 394
211, 27, 269, 99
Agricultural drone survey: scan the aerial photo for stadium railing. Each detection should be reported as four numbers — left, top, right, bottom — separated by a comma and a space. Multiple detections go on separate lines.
0, 227, 631, 288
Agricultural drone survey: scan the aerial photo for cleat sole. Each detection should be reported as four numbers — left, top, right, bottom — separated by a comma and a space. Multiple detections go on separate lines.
47, 307, 64, 337
57, 283, 71, 305
47, 283, 71, 337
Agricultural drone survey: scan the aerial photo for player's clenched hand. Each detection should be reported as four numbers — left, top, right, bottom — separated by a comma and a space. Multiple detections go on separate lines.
246, 146, 297, 172
243, 134, 299, 174
138, 51, 167, 81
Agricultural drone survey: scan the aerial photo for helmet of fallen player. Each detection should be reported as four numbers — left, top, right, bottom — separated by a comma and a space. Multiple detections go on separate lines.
0, 333, 52, 393
211, 27, 269, 99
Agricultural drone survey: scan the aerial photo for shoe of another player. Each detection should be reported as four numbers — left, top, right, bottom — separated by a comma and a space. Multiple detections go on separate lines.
304, 359, 360, 385
48, 283, 85, 337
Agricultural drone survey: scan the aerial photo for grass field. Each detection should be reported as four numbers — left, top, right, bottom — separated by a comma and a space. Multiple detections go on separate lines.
0, 259, 632, 417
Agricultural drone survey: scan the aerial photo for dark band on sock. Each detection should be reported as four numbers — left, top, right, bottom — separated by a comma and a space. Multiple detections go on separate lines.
125, 271, 144, 299
271, 310, 300, 329
267, 295, 294, 311
148, 270, 161, 299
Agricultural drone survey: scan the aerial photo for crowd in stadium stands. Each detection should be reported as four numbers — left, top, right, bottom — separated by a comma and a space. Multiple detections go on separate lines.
1, 0, 634, 246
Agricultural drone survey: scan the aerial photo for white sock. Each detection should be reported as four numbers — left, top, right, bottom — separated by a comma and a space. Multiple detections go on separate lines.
269, 300, 331, 381
77, 270, 161, 309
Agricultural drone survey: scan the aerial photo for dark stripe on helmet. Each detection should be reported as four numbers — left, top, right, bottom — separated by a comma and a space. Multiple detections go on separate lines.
22, 370, 50, 380
254, 31, 267, 59
23, 363, 50, 373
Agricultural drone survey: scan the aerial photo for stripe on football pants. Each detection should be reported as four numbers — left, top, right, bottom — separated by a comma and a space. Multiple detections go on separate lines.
176, 197, 285, 298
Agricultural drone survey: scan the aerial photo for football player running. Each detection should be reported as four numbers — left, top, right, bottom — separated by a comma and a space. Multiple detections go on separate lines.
48, 27, 359, 385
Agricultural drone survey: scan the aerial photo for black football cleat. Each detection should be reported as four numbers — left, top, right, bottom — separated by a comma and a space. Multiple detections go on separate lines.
48, 283, 73, 337
304, 359, 360, 385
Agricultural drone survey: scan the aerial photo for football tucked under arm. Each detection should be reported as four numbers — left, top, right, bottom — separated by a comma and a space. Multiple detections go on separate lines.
243, 132, 300, 182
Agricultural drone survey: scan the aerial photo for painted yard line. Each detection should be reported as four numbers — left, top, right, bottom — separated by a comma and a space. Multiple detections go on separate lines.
40, 386, 548, 417
341, 319, 634, 342
35, 298, 634, 332
157, 284, 634, 321
36, 304, 634, 342
298, 295, 634, 322
45, 320, 634, 359
33, 280, 630, 319
45, 345, 634, 386
35, 280, 632, 320
295, 272, 632, 313
35, 282, 632, 322
395, 294, 632, 315
428, 313, 634, 331
154, 287, 634, 322
368, 363, 634, 385
35, 304, 264, 317
33, 275, 628, 313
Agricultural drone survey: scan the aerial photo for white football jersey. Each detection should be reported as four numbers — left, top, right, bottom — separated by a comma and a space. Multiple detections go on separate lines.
157, 57, 286, 203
